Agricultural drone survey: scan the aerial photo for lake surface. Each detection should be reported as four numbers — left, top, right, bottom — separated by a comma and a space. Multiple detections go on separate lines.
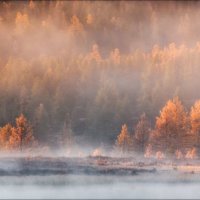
1, 173, 200, 199
0, 157, 200, 199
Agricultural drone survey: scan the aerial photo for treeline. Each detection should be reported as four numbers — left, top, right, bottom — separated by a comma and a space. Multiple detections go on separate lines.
116, 97, 200, 158
0, 113, 73, 153
1, 96, 200, 158
0, 1, 200, 148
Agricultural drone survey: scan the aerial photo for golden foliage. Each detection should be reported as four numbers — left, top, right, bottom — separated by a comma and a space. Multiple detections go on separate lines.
115, 124, 132, 154
156, 97, 187, 133
190, 100, 200, 134
0, 124, 12, 149
0, 114, 37, 152
155, 97, 188, 154
68, 15, 84, 35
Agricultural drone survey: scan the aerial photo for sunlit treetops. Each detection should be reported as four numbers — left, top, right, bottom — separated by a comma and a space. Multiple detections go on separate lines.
116, 97, 200, 158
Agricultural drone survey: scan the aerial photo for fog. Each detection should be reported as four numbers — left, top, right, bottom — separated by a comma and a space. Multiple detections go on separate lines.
1, 174, 200, 199
0, 155, 198, 198
1, 1, 200, 198
1, 1, 200, 148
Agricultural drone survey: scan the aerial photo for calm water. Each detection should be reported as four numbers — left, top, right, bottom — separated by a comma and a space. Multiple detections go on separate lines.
0, 173, 200, 199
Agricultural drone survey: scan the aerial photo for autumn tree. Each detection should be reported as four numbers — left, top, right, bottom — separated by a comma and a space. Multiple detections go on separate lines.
154, 97, 188, 154
9, 114, 36, 151
115, 124, 132, 155
68, 14, 85, 39
190, 100, 200, 150
134, 113, 151, 154
0, 123, 12, 149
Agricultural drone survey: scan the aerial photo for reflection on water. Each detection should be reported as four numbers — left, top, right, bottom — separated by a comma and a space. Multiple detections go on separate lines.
0, 174, 200, 199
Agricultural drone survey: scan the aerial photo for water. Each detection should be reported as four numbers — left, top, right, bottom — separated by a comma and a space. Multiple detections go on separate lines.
1, 174, 200, 199
0, 157, 199, 199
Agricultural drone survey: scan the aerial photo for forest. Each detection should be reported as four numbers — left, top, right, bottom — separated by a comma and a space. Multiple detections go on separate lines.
0, 1, 200, 158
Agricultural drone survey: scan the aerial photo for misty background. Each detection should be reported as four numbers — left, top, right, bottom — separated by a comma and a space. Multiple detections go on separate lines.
0, 0, 200, 149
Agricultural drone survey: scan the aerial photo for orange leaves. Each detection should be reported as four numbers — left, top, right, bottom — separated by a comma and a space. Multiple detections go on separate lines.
115, 114, 151, 156
153, 97, 188, 154
190, 100, 200, 134
68, 15, 84, 37
156, 97, 187, 136
115, 124, 132, 154
147, 97, 200, 157
8, 127, 20, 150
0, 124, 12, 149
0, 114, 36, 152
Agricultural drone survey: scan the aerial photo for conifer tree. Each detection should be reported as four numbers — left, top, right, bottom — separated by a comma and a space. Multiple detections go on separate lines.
115, 124, 132, 155
0, 123, 12, 149
9, 114, 36, 151
190, 100, 200, 150
134, 113, 151, 153
155, 97, 188, 154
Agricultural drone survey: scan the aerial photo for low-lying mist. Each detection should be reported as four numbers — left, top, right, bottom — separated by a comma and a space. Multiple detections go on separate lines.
0, 174, 200, 199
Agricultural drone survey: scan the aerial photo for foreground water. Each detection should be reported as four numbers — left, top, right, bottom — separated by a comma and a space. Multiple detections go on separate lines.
0, 157, 200, 199
1, 174, 200, 199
